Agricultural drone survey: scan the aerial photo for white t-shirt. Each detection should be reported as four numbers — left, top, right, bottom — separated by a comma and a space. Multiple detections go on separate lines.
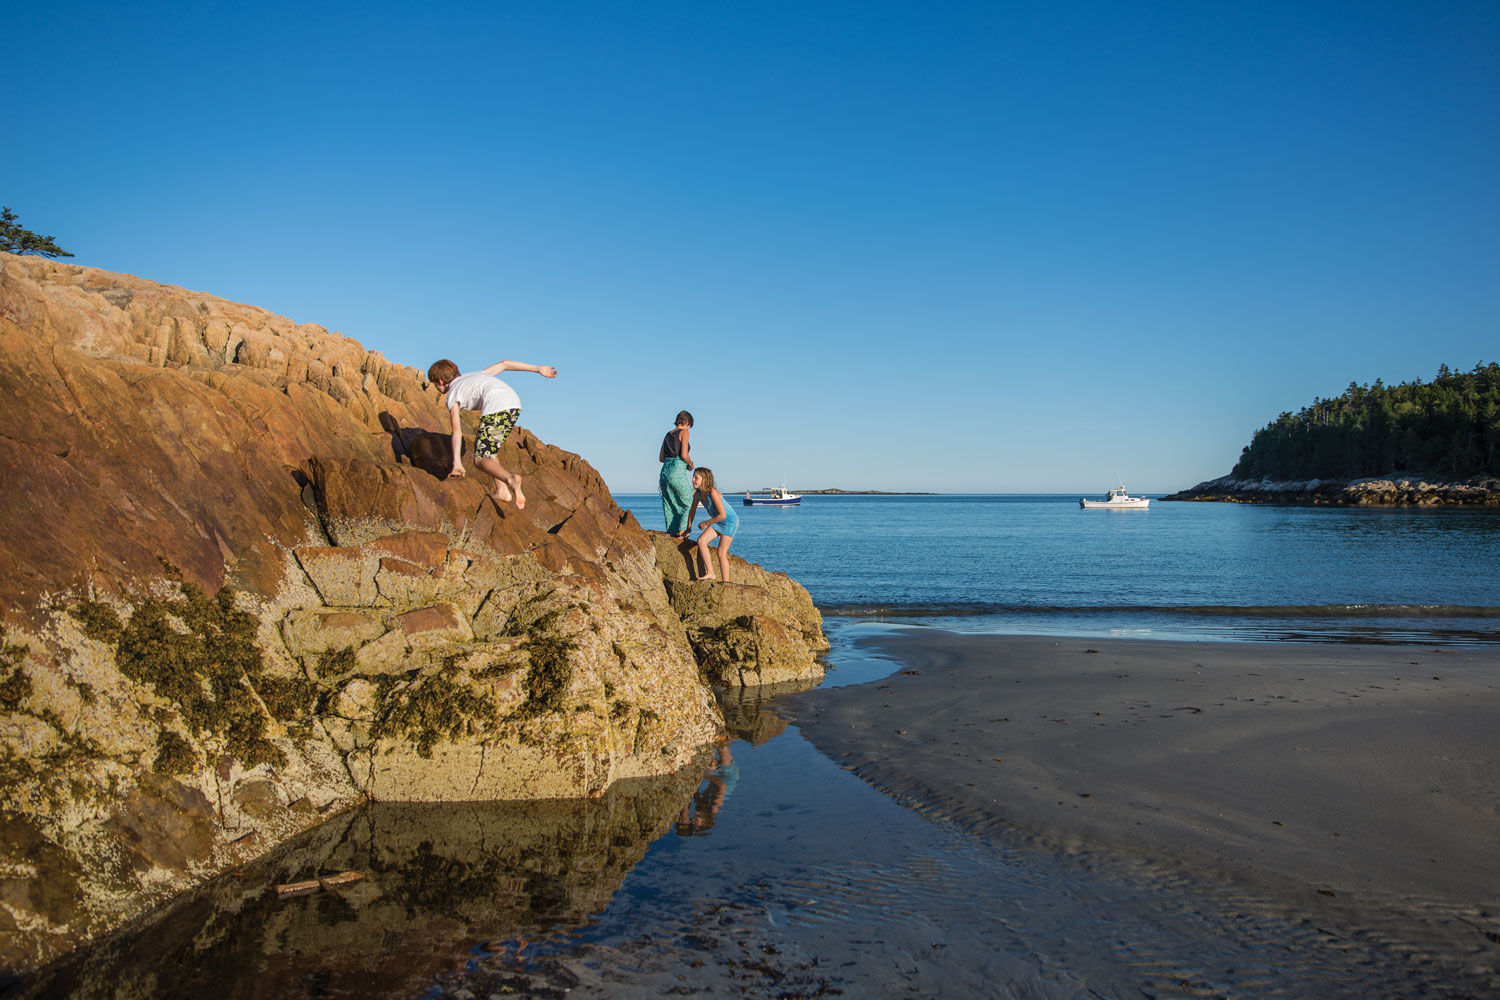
445, 372, 521, 415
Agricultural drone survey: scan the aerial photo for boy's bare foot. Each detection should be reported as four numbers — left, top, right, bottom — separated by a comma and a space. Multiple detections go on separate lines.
492, 481, 513, 503
699, 574, 717, 582
512, 479, 526, 510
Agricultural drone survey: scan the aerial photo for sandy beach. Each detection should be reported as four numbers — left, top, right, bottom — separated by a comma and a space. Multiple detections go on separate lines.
785, 629, 1500, 973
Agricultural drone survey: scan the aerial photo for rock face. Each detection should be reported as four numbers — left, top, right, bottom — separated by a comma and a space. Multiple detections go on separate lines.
1162, 474, 1500, 506
0, 254, 826, 974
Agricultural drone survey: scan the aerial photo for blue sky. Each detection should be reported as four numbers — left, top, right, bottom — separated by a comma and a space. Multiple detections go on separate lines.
9, 1, 1498, 493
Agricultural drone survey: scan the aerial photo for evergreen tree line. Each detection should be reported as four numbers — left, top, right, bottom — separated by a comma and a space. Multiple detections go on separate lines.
1231, 362, 1500, 481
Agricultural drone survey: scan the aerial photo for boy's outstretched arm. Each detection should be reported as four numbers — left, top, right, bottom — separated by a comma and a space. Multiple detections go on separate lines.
482, 361, 558, 378
447, 403, 467, 478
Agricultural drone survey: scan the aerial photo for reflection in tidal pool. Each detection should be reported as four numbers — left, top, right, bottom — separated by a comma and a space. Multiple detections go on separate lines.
12, 766, 707, 1000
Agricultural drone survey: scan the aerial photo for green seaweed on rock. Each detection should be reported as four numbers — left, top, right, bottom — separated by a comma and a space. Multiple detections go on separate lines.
37, 707, 103, 759
0, 626, 32, 707
153, 729, 200, 775
254, 674, 317, 720
370, 669, 497, 759
71, 600, 124, 646
514, 633, 575, 719
684, 618, 760, 686
71, 577, 287, 770
471, 659, 523, 680
314, 647, 357, 678
0, 665, 31, 707
0, 633, 110, 809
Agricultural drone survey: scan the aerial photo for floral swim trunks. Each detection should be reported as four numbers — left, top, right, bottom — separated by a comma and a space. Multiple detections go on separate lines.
475, 408, 520, 459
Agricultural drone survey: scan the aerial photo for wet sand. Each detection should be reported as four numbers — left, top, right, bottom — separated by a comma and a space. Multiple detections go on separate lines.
784, 630, 1500, 970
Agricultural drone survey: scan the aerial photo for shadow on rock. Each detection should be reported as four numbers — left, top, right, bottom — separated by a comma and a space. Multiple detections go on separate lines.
378, 410, 460, 479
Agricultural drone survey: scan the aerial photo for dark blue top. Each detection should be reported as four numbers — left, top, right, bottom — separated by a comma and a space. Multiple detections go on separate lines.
660, 428, 686, 461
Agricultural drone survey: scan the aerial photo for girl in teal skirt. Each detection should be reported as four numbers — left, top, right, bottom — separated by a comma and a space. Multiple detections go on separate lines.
658, 410, 695, 537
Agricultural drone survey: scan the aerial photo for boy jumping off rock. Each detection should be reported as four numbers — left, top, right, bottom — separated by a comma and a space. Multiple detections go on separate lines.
427, 358, 557, 509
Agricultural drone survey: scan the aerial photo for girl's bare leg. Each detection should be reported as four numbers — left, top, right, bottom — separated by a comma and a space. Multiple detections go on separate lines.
476, 457, 526, 509
716, 535, 733, 583
696, 527, 719, 580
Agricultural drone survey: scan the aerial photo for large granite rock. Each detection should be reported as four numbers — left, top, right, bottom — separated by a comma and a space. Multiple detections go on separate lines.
0, 254, 825, 974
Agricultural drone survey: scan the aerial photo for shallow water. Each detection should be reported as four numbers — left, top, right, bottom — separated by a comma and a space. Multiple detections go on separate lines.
618, 493, 1500, 645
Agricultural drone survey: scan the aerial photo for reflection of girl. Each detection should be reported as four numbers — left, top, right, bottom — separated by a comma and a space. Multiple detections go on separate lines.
675, 739, 738, 836
658, 410, 695, 538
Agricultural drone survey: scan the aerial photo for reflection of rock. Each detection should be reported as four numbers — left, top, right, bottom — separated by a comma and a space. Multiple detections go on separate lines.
0, 254, 826, 974
715, 681, 819, 746
13, 765, 706, 1000
652, 535, 828, 687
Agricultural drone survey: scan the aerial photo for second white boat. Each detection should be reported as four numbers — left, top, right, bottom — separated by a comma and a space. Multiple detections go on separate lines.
1079, 487, 1150, 509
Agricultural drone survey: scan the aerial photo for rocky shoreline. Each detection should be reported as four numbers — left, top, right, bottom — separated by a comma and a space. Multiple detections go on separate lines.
0, 253, 828, 975
1162, 473, 1500, 506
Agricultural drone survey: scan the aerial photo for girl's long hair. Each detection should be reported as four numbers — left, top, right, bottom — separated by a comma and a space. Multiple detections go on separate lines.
694, 467, 716, 493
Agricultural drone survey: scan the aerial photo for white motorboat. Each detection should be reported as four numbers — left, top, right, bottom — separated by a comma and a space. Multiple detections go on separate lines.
743, 485, 802, 507
1079, 487, 1150, 509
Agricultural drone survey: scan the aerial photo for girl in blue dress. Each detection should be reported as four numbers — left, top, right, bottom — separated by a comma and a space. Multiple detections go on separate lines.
689, 467, 738, 582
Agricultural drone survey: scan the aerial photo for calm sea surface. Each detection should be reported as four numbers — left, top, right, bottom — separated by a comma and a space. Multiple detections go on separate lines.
618, 493, 1500, 644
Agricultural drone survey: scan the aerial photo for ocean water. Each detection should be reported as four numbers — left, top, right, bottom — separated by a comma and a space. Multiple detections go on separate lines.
618, 493, 1500, 644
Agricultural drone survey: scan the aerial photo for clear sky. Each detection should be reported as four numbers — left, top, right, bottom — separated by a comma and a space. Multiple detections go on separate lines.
9, 1, 1498, 493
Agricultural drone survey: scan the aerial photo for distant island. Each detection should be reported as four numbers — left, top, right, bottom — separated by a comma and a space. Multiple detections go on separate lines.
1165, 362, 1500, 506
744, 488, 941, 495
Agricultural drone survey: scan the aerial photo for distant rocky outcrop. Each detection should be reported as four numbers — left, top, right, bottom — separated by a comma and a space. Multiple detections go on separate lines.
0, 253, 826, 974
1163, 474, 1500, 506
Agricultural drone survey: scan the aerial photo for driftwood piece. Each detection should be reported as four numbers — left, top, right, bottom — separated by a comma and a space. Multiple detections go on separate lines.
271, 871, 366, 898
318, 871, 366, 890
272, 879, 321, 898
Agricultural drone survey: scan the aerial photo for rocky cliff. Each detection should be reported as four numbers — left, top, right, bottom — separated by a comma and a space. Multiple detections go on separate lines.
1162, 474, 1500, 505
0, 253, 826, 974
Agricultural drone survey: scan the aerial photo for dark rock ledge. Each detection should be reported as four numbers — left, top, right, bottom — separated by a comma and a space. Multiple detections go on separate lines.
1162, 474, 1500, 506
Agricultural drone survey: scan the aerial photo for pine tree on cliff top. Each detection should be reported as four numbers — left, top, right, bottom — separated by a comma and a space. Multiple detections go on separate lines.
0, 206, 73, 258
